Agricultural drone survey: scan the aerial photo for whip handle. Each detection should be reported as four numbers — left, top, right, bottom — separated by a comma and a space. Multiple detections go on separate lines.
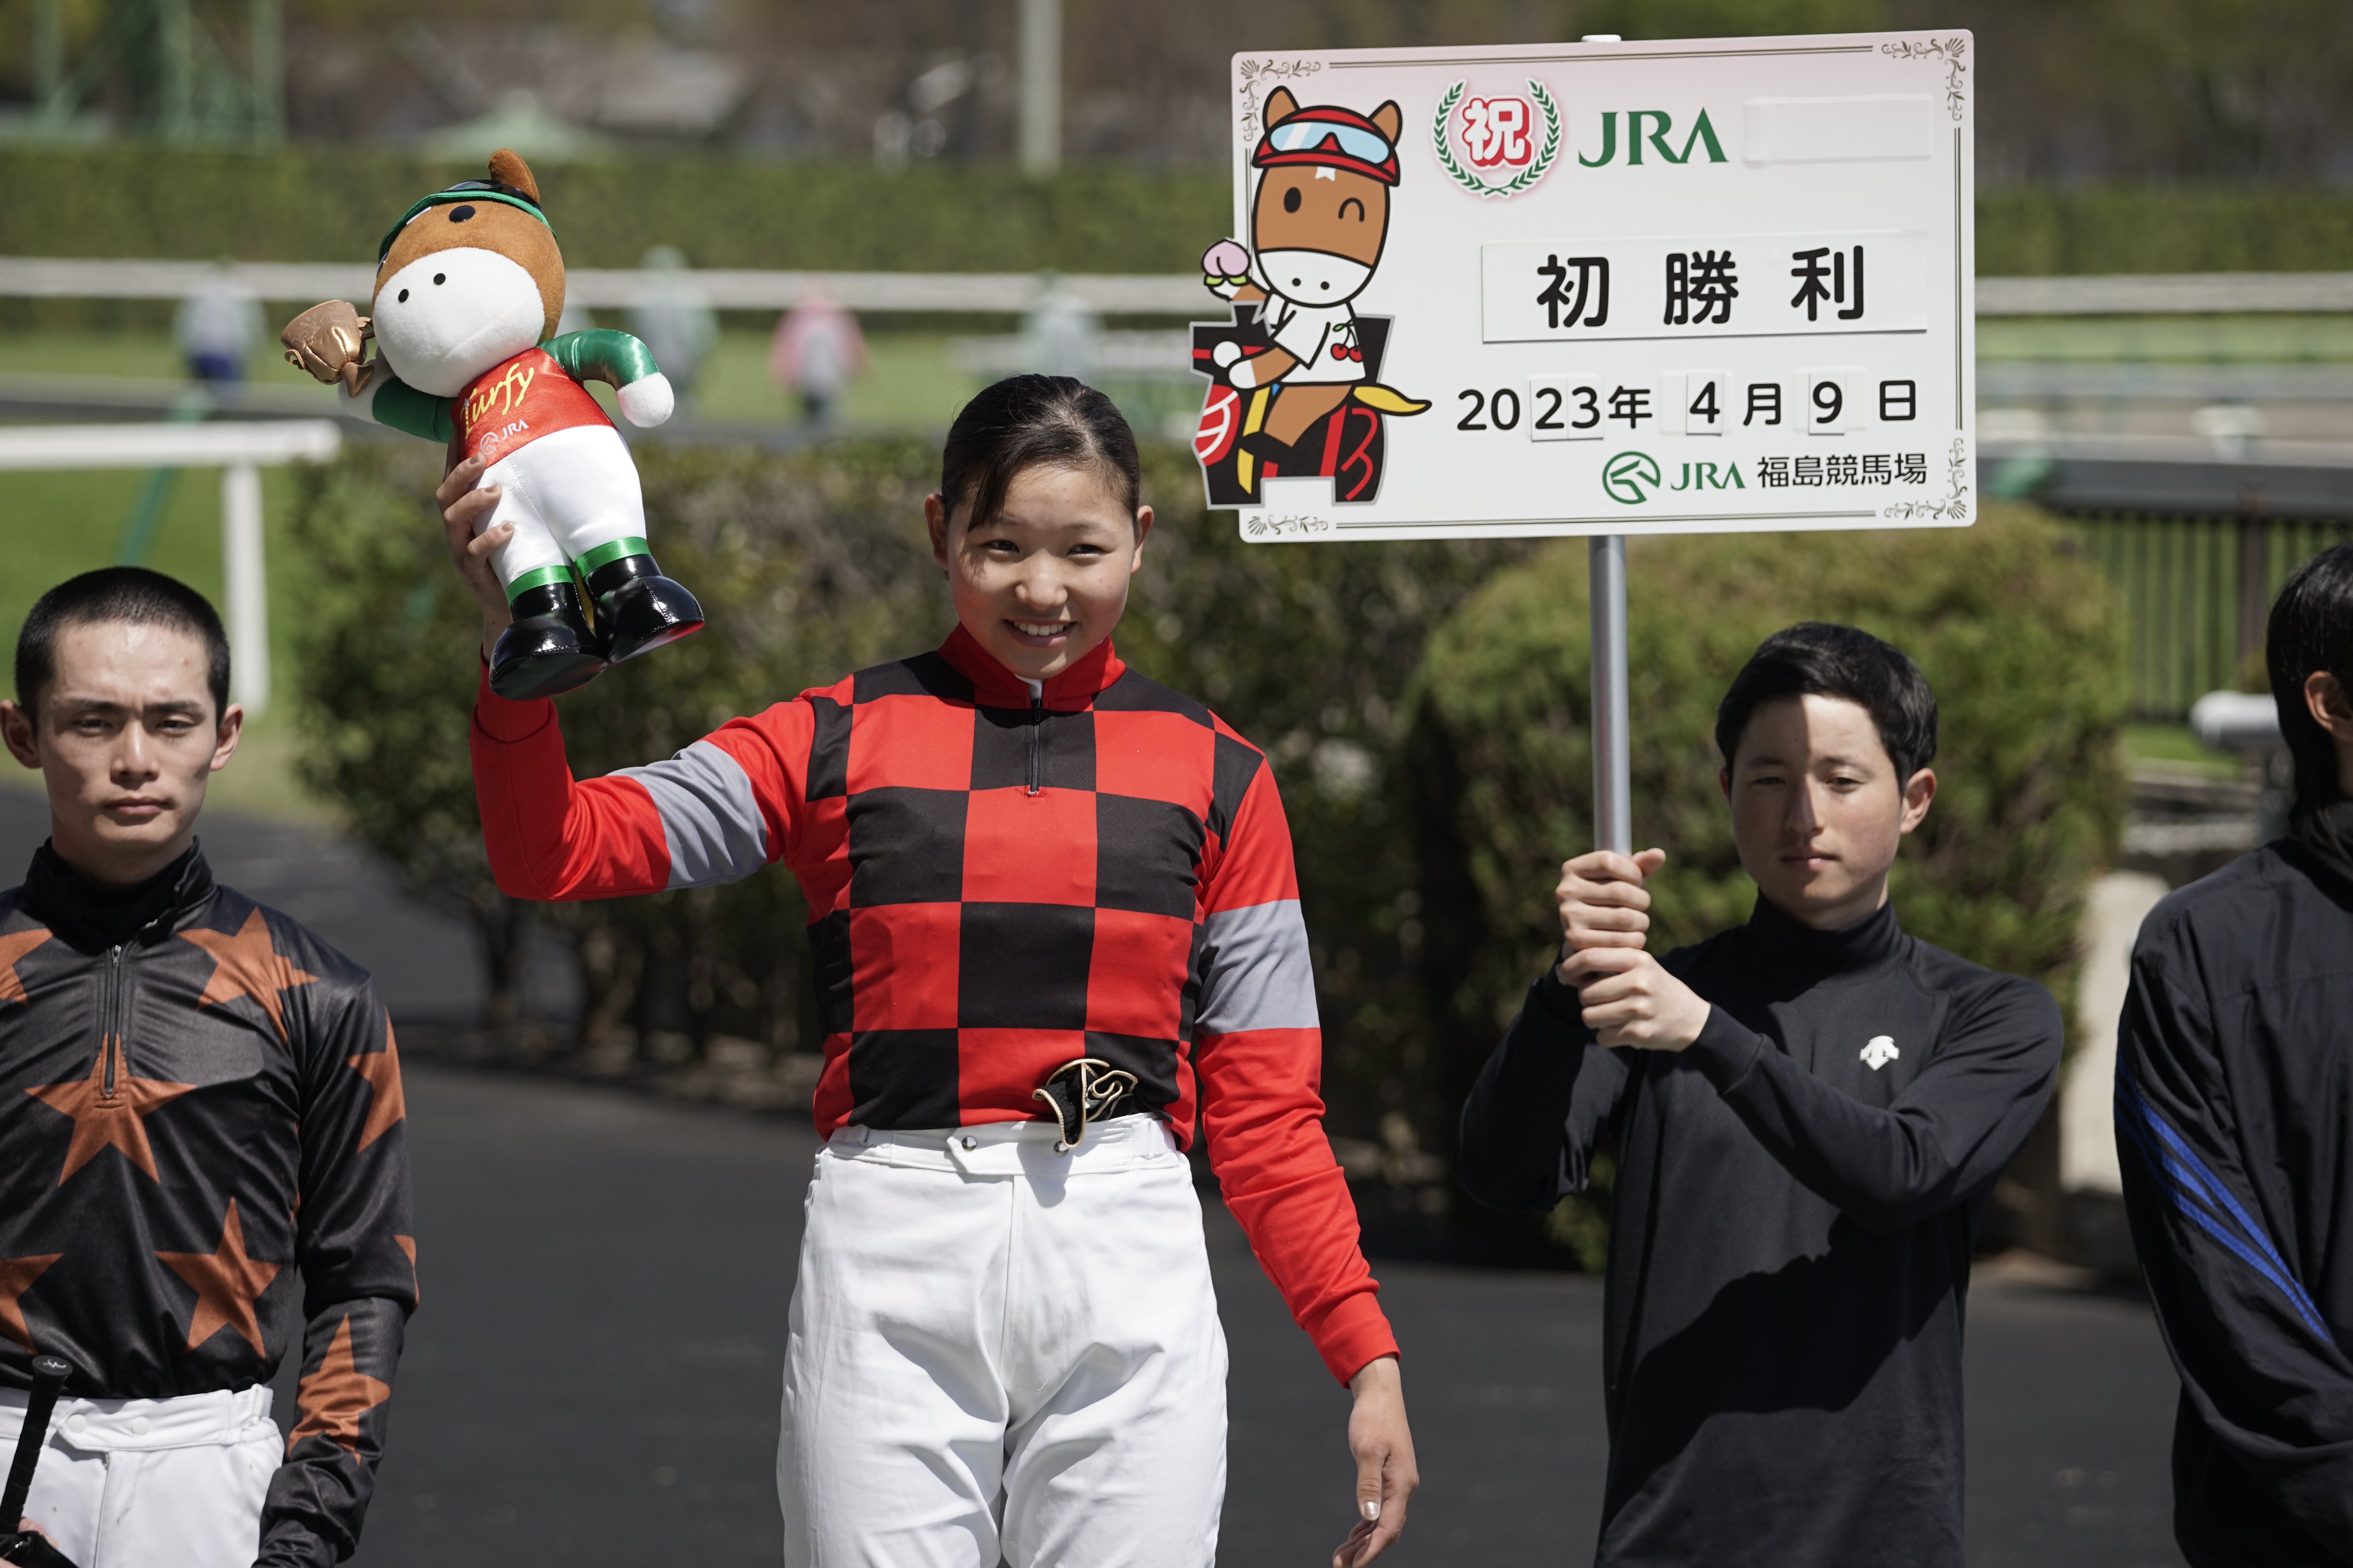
0, 1357, 71, 1528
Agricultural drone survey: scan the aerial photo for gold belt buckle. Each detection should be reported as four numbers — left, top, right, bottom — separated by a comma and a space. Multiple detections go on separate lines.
1032, 1057, 1140, 1154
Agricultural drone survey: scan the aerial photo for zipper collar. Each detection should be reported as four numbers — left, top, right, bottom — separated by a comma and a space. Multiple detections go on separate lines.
21, 840, 214, 952
938, 624, 1125, 712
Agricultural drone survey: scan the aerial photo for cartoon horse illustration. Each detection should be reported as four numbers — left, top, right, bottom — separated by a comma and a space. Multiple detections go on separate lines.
1192, 86, 1428, 505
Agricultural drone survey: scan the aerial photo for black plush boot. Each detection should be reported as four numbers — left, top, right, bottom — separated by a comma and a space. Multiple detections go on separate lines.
587, 552, 705, 665
491, 580, 607, 700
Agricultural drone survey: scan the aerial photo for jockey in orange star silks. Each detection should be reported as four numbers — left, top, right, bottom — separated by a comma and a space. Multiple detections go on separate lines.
0, 570, 415, 1568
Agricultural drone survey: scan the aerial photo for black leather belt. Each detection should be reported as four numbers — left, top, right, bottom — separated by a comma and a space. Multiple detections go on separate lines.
1031, 1058, 1144, 1152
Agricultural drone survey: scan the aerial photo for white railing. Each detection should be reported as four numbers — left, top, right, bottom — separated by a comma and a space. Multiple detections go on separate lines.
0, 420, 343, 715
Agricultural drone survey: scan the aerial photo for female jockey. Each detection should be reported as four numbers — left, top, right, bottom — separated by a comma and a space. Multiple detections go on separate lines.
434, 375, 1417, 1567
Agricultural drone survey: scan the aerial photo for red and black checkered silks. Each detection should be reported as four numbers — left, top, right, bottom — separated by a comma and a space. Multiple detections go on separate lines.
471, 627, 1397, 1382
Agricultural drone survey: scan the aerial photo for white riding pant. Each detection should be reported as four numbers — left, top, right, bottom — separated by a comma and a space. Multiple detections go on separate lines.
477, 423, 649, 589
779, 1116, 1228, 1568
0, 1384, 279, 1568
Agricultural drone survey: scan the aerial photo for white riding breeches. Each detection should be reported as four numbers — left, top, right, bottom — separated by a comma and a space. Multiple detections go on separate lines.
0, 1384, 280, 1568
476, 423, 649, 589
778, 1116, 1229, 1568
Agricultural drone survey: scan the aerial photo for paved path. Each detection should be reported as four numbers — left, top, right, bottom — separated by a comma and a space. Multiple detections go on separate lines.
0, 791, 2188, 1566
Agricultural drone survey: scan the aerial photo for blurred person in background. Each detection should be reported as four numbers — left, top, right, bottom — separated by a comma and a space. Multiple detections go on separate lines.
769, 285, 867, 428
0, 569, 415, 1568
1459, 623, 2062, 1568
2115, 542, 2353, 1568
626, 245, 718, 410
435, 375, 1415, 1568
174, 264, 263, 385
1023, 272, 1098, 383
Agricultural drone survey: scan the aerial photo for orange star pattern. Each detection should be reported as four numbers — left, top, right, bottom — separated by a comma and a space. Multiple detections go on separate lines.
26, 1037, 197, 1184
0, 1254, 61, 1351
289, 1314, 391, 1455
394, 1234, 420, 1306
348, 1017, 407, 1150
157, 1199, 281, 1355
0, 928, 50, 1006
180, 910, 318, 1040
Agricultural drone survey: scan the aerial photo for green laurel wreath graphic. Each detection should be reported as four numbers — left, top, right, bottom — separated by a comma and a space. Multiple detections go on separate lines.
1432, 78, 1561, 200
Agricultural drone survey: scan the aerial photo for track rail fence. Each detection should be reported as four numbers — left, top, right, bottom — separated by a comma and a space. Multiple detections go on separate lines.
2063, 514, 2353, 720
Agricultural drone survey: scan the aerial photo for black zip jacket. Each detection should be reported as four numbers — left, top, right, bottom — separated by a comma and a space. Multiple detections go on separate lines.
0, 843, 416, 1567
1459, 897, 2061, 1567
2115, 822, 2353, 1568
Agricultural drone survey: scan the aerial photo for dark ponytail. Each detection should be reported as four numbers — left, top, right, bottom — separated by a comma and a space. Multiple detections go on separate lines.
938, 375, 1141, 533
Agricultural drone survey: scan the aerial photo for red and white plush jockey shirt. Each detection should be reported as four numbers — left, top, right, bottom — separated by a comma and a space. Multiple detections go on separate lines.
470, 627, 1397, 1382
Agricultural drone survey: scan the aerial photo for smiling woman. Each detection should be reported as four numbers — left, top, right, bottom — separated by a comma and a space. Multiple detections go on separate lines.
442, 373, 1419, 1568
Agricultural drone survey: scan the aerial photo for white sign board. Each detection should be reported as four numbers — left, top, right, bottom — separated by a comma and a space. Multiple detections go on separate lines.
1185, 32, 1975, 541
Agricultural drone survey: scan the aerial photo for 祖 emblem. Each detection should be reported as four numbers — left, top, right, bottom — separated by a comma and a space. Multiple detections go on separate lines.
1433, 79, 1561, 199
1860, 1035, 1900, 1071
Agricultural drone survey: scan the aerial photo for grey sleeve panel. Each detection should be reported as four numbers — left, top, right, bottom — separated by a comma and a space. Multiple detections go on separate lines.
611, 740, 770, 890
1195, 898, 1321, 1036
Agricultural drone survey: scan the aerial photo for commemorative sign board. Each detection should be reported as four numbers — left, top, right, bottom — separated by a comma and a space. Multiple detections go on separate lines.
1186, 32, 1976, 541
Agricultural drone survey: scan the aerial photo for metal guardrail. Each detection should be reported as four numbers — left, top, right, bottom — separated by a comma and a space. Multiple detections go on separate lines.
5, 258, 2352, 317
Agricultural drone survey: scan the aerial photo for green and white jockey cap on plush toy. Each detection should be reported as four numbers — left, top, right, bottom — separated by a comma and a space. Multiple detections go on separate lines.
281, 149, 704, 700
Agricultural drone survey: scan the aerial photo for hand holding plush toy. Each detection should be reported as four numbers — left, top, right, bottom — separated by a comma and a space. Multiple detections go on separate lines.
282, 149, 703, 700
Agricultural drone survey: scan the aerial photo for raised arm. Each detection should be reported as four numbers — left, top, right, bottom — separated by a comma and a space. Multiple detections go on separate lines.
259, 979, 416, 1568
2116, 948, 2353, 1549
470, 671, 808, 900
441, 455, 805, 901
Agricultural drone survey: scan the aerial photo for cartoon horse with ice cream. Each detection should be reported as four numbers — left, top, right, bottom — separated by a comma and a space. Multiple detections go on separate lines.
1191, 86, 1428, 505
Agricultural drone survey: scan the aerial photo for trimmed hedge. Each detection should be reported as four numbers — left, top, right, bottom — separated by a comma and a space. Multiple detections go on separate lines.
6, 144, 2352, 277
0, 146, 1228, 274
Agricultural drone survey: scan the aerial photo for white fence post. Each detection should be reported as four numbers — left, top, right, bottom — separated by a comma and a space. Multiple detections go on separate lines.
220, 459, 270, 713
0, 420, 338, 718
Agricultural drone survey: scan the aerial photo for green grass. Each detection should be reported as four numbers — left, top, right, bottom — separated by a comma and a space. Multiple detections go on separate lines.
2123, 721, 2243, 778
677, 328, 985, 430
1977, 314, 2353, 364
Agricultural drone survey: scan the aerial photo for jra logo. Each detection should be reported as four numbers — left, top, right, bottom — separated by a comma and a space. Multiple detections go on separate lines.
1669, 461, 1747, 492
1602, 451, 1660, 504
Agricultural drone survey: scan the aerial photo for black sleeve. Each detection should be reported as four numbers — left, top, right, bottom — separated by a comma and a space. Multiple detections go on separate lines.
1679, 972, 2061, 1234
257, 986, 418, 1568
2115, 945, 2353, 1556
1457, 967, 1633, 1213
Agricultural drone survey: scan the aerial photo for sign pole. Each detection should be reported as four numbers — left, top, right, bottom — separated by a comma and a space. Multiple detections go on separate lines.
1589, 535, 1632, 856
1579, 33, 1633, 863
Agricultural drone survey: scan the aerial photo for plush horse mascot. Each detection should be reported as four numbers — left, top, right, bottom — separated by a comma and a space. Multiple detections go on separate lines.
282, 149, 703, 699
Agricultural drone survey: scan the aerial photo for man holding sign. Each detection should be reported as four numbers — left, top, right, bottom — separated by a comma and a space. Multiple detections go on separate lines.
1459, 624, 2061, 1563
